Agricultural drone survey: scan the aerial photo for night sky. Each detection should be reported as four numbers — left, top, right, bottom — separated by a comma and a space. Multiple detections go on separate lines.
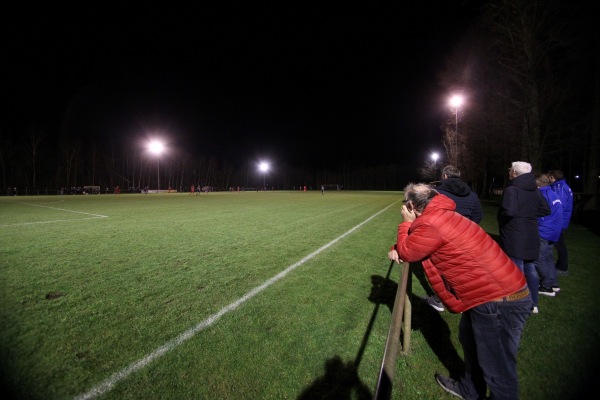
4, 2, 485, 169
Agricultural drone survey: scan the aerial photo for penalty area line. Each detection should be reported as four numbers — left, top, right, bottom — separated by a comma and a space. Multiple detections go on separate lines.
74, 200, 399, 400
16, 202, 109, 218
0, 202, 109, 226
0, 217, 107, 227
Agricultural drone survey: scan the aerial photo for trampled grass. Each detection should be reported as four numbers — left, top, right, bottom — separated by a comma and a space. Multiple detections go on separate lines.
1, 192, 599, 399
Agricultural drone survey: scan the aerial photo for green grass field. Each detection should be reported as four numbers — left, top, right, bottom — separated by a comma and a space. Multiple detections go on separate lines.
1, 191, 599, 400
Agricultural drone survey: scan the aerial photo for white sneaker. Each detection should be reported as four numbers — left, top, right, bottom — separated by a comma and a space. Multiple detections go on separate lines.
532, 306, 539, 314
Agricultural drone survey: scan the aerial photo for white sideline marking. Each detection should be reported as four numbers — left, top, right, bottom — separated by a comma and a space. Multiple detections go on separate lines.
0, 202, 108, 227
0, 217, 107, 227
74, 201, 398, 400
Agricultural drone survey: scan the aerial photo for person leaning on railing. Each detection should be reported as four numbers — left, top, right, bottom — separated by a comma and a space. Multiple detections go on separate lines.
388, 183, 532, 400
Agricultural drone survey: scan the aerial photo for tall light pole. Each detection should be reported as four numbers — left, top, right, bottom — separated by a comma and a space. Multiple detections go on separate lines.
259, 162, 269, 190
148, 140, 164, 193
449, 94, 463, 166
431, 152, 439, 180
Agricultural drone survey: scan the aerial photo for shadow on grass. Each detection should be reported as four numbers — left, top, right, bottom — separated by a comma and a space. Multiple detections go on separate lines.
406, 262, 465, 380
296, 356, 372, 400
297, 262, 465, 399
296, 263, 399, 400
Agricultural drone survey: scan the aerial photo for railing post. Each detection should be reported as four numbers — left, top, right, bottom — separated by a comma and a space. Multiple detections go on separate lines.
373, 262, 412, 400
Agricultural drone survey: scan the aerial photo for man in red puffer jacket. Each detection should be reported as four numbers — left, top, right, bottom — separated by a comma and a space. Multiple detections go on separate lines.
388, 183, 532, 400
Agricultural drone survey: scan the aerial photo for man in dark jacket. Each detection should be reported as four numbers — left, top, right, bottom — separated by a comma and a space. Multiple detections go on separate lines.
436, 165, 483, 223
425, 165, 484, 312
498, 161, 550, 314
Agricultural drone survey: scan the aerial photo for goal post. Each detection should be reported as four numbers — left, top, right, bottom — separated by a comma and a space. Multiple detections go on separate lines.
321, 184, 341, 191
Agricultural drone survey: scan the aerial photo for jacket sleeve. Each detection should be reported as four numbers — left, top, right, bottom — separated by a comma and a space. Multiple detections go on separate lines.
396, 220, 443, 262
536, 190, 551, 217
563, 186, 573, 226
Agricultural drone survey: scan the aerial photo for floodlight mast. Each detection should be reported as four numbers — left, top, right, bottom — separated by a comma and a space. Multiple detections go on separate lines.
449, 94, 463, 167
259, 162, 269, 190
148, 140, 165, 193
431, 152, 439, 180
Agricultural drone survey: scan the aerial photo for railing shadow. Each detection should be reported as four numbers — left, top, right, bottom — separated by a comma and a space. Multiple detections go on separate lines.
297, 262, 397, 400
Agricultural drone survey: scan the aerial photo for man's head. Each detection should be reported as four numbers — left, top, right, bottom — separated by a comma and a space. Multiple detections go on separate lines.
403, 183, 439, 214
509, 161, 532, 180
548, 169, 563, 183
441, 165, 461, 180
534, 173, 551, 188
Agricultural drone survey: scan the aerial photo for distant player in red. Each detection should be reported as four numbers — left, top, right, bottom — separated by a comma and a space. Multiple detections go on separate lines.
190, 184, 195, 195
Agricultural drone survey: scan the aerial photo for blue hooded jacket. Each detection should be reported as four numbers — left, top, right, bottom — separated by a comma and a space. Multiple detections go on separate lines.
538, 186, 563, 242
550, 179, 573, 229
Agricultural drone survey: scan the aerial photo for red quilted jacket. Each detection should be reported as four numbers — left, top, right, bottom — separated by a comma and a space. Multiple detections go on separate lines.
396, 194, 526, 313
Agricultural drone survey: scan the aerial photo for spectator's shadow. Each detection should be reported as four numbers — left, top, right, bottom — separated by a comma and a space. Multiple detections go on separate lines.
297, 263, 399, 400
296, 356, 372, 400
409, 262, 465, 379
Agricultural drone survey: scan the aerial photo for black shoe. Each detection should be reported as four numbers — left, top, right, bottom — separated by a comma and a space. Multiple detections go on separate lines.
538, 286, 556, 297
435, 374, 465, 399
556, 269, 569, 276
425, 295, 445, 312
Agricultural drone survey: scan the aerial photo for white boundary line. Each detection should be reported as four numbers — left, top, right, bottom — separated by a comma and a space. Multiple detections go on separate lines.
74, 201, 398, 400
0, 202, 108, 227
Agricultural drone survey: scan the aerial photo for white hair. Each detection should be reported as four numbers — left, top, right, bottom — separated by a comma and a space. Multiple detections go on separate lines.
511, 161, 532, 176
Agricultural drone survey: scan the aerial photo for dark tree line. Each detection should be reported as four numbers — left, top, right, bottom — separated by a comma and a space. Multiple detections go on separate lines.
432, 0, 598, 210
0, 128, 415, 194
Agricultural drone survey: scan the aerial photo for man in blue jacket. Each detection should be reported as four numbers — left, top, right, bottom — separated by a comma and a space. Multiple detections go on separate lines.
548, 170, 573, 275
498, 162, 550, 314
534, 174, 563, 302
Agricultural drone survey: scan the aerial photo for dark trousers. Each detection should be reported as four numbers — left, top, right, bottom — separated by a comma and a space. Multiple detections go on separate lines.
555, 230, 568, 271
536, 238, 558, 288
458, 295, 532, 400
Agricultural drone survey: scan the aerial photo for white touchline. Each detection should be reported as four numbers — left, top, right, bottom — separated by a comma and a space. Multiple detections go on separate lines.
74, 201, 399, 400
17, 202, 108, 218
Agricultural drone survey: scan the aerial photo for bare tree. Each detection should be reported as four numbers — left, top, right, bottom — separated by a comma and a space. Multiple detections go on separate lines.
24, 126, 45, 190
485, 0, 574, 168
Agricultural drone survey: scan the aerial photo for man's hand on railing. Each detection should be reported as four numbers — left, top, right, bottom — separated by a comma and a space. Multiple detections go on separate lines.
388, 249, 403, 264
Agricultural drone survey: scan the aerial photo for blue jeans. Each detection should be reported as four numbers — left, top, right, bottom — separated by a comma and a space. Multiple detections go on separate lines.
510, 257, 538, 307
535, 238, 558, 288
458, 295, 532, 400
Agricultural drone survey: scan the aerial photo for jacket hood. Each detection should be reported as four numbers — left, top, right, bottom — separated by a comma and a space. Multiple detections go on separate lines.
423, 193, 456, 213
509, 172, 538, 191
437, 177, 472, 197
